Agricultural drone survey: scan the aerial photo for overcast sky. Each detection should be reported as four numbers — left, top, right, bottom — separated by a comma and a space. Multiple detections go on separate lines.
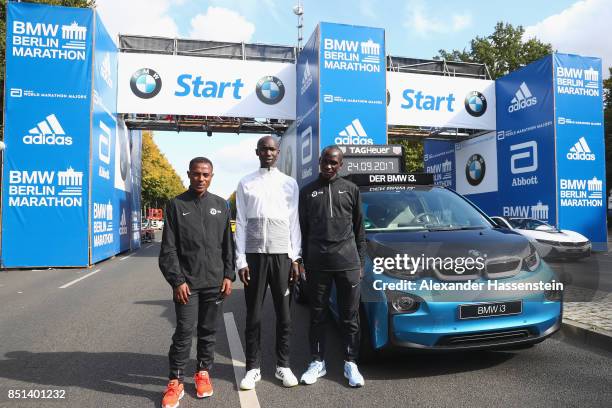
96, 0, 612, 199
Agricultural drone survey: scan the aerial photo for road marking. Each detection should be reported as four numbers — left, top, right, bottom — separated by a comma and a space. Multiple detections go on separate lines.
145, 244, 154, 249
223, 312, 261, 408
120, 254, 133, 260
59, 269, 101, 289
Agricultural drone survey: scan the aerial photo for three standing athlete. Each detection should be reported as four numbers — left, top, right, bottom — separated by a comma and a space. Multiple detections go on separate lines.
159, 141, 366, 406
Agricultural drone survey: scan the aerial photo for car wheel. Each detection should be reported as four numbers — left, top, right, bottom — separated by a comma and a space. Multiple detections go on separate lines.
358, 305, 376, 364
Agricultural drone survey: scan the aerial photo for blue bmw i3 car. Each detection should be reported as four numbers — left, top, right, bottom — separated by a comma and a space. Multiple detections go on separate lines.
323, 174, 563, 361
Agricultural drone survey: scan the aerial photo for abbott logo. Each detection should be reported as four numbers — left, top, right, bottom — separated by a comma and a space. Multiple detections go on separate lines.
335, 119, 374, 145
508, 82, 537, 113
567, 137, 595, 161
300, 61, 313, 95
23, 114, 72, 146
510, 141, 538, 174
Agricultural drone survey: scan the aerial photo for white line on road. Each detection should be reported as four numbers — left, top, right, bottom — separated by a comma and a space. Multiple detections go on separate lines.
120, 254, 133, 260
145, 244, 154, 249
223, 312, 261, 408
59, 269, 102, 289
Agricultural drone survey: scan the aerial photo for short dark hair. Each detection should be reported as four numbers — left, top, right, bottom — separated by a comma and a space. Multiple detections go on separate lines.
320, 145, 343, 159
189, 157, 213, 171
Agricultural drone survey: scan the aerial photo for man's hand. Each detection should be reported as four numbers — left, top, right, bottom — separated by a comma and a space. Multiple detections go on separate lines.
289, 262, 300, 283
221, 278, 232, 297
299, 263, 306, 281
174, 283, 191, 304
238, 267, 250, 286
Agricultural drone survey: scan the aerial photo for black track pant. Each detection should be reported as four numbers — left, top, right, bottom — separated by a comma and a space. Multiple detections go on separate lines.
169, 287, 223, 381
308, 269, 361, 362
244, 253, 292, 370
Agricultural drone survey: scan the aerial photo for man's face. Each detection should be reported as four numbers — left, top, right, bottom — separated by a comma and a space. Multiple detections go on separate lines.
319, 150, 343, 180
256, 137, 279, 168
187, 162, 213, 195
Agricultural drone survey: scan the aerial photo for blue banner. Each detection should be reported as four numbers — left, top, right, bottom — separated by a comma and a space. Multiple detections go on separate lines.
296, 26, 320, 187
554, 54, 607, 250
318, 22, 386, 148
423, 139, 455, 190
91, 11, 120, 262
2, 3, 93, 267
495, 55, 556, 223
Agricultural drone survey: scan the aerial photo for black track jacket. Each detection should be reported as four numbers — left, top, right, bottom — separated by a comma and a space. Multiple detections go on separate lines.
299, 175, 366, 272
159, 189, 235, 289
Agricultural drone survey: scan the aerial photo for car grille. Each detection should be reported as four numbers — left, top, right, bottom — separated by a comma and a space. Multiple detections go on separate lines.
437, 328, 532, 346
559, 241, 589, 247
486, 260, 521, 274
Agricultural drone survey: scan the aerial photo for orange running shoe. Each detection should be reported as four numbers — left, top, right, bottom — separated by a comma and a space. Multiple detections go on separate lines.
161, 379, 184, 408
194, 370, 214, 398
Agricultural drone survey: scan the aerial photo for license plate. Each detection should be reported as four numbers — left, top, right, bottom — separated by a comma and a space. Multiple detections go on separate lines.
459, 301, 522, 319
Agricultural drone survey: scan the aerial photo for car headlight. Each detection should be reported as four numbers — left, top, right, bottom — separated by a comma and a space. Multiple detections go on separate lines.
536, 239, 560, 246
385, 290, 421, 314
522, 243, 541, 272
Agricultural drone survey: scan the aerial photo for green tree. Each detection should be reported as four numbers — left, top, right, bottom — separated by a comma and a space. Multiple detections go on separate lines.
436, 22, 553, 79
395, 140, 424, 172
0, 0, 95, 138
141, 131, 185, 209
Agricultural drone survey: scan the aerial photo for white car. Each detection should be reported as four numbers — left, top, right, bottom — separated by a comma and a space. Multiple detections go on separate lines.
490, 216, 591, 260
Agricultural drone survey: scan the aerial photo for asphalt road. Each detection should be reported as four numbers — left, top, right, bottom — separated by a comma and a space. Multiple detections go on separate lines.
547, 248, 612, 297
0, 240, 611, 408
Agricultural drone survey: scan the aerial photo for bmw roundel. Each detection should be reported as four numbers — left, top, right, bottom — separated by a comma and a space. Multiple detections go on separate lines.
130, 68, 162, 99
464, 91, 487, 117
465, 154, 486, 186
256, 76, 285, 105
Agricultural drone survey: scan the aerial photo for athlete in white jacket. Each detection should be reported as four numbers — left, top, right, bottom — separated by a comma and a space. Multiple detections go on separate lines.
235, 136, 302, 389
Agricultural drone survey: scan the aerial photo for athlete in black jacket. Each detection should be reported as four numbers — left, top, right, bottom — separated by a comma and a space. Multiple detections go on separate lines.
159, 157, 234, 407
298, 146, 366, 388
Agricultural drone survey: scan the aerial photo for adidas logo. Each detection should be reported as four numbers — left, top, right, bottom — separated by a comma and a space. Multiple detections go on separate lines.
567, 137, 595, 161
335, 119, 374, 145
300, 60, 313, 95
507, 82, 537, 113
22, 114, 73, 146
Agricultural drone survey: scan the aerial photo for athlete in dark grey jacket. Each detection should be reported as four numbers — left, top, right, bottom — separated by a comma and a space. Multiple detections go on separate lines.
298, 146, 366, 388
159, 157, 234, 404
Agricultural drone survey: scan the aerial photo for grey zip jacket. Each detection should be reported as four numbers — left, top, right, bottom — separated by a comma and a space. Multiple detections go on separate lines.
235, 167, 302, 269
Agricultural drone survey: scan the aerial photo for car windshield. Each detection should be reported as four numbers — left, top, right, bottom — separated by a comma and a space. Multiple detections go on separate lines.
508, 218, 555, 231
361, 186, 492, 232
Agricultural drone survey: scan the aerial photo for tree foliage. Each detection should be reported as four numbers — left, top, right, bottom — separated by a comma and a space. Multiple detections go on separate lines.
395, 140, 424, 172
141, 131, 185, 209
436, 22, 553, 79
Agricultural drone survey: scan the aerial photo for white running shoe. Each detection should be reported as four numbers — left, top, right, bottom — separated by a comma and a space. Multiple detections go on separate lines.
343, 361, 364, 388
275, 366, 299, 387
300, 360, 326, 385
240, 368, 261, 390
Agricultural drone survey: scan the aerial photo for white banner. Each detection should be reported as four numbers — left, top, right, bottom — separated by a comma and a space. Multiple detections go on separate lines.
455, 132, 498, 195
117, 53, 296, 119
387, 72, 496, 130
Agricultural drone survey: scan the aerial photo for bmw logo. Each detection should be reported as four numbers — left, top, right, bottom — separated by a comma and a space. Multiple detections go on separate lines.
465, 154, 486, 186
130, 68, 162, 99
464, 91, 487, 117
256, 76, 285, 105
